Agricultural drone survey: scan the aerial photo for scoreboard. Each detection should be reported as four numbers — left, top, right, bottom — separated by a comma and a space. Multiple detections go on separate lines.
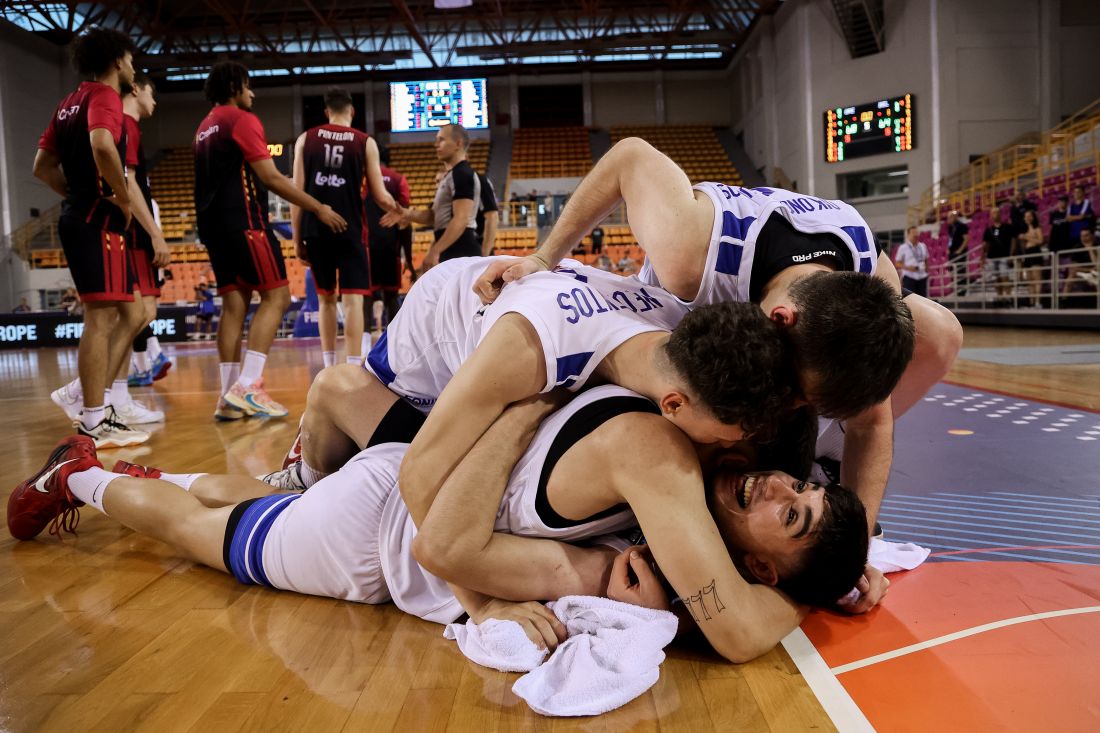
824, 94, 913, 163
390, 78, 488, 133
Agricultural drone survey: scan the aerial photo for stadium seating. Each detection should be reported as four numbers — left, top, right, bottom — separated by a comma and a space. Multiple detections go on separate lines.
148, 147, 195, 241
510, 127, 592, 179
610, 125, 742, 185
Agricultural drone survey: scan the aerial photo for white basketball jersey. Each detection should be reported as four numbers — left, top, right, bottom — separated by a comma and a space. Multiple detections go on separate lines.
366, 256, 688, 412
377, 385, 653, 624
638, 182, 879, 308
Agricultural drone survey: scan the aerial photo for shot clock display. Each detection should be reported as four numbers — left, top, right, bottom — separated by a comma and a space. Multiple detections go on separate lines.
825, 94, 913, 163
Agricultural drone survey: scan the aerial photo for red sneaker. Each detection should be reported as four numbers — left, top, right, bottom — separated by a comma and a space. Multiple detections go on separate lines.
8, 436, 101, 540
112, 460, 163, 479
281, 417, 304, 470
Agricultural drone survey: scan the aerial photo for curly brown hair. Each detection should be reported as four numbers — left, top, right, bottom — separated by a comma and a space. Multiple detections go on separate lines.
664, 302, 798, 440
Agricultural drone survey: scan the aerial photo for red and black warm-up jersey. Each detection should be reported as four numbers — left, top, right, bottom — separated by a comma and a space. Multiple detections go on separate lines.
299, 124, 369, 243
123, 114, 155, 248
192, 105, 272, 237
365, 165, 412, 252
38, 81, 127, 226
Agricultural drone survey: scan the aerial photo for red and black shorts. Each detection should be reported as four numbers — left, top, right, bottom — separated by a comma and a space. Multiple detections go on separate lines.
127, 231, 163, 298
204, 228, 288, 294
59, 212, 134, 302
368, 228, 406, 292
305, 234, 372, 296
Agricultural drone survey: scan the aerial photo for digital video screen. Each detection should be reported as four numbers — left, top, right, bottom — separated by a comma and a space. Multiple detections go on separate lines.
390, 79, 488, 132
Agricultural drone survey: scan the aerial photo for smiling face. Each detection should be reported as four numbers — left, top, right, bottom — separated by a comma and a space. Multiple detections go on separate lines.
707, 469, 827, 583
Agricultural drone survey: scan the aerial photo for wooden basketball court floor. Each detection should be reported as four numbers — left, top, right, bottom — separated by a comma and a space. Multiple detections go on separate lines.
1, 325, 1098, 732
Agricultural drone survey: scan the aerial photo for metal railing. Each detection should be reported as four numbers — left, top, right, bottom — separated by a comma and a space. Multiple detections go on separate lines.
928, 245, 1099, 311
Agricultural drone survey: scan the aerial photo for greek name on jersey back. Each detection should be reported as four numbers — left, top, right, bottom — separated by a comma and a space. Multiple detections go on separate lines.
314, 171, 348, 187
556, 283, 666, 325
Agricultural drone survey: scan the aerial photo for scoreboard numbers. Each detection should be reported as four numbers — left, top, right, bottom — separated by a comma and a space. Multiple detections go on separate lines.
390, 79, 489, 133
824, 94, 914, 163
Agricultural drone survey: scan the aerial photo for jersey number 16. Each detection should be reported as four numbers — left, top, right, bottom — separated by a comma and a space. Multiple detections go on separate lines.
323, 144, 344, 168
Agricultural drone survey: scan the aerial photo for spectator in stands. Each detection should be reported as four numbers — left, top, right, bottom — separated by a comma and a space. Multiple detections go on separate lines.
1018, 209, 1046, 307
595, 252, 613, 271
1072, 228, 1098, 289
475, 172, 499, 256
894, 226, 929, 297
1066, 185, 1095, 246
60, 287, 82, 317
194, 280, 215, 339
1049, 196, 1074, 294
1009, 191, 1037, 249
616, 252, 638, 275
946, 211, 969, 260
13, 297, 32, 313
388, 124, 480, 270
982, 208, 1016, 300
590, 226, 604, 254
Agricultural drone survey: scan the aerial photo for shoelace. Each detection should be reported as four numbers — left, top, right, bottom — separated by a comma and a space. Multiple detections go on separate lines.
104, 408, 136, 433
48, 498, 81, 538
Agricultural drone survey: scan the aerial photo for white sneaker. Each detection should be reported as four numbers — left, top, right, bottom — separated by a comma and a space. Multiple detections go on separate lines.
114, 398, 165, 424
258, 463, 307, 491
77, 411, 150, 448
51, 382, 83, 423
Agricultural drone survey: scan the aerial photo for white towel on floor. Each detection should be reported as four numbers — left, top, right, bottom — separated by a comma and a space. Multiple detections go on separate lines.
868, 538, 931, 573
444, 595, 679, 717
838, 539, 932, 606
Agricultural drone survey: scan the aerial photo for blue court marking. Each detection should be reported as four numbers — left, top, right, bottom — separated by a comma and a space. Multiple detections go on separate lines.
885, 383, 1100, 565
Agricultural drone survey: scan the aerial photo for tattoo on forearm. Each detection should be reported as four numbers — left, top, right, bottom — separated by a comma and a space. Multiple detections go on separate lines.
683, 580, 725, 622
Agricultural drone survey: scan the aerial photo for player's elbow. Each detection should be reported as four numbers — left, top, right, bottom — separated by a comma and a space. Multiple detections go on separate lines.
412, 530, 468, 580
713, 631, 773, 665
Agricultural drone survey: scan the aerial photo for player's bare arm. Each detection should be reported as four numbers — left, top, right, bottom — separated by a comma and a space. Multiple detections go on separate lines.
126, 167, 170, 267
424, 198, 475, 268
608, 416, 805, 663
90, 127, 131, 225
32, 148, 68, 197
248, 156, 347, 234
397, 313, 548, 529
481, 208, 499, 256
289, 133, 306, 252
474, 137, 712, 303
365, 137, 398, 213
415, 395, 621, 602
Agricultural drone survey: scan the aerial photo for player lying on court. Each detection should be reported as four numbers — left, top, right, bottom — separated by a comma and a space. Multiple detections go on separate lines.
10, 388, 869, 663
474, 137, 960, 541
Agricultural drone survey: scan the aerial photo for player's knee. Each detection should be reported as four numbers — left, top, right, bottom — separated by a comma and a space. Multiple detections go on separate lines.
264, 286, 291, 310
309, 363, 367, 410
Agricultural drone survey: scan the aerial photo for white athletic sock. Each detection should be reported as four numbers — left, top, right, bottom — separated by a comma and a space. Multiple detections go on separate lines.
111, 379, 130, 408
323, 351, 336, 368
237, 350, 267, 388
147, 336, 163, 360
299, 459, 328, 489
345, 355, 361, 365
67, 467, 121, 514
219, 362, 236, 395
103, 390, 112, 408
81, 405, 106, 431
135, 351, 152, 372
158, 472, 206, 492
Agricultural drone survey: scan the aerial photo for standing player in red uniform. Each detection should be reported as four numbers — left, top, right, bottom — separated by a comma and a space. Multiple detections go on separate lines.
194, 63, 347, 421
37, 28, 149, 449
366, 145, 412, 340
111, 72, 171, 425
291, 87, 397, 368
